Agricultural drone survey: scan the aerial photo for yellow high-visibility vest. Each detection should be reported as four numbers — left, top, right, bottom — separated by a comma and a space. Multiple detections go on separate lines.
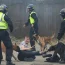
0, 12, 8, 29
29, 11, 36, 24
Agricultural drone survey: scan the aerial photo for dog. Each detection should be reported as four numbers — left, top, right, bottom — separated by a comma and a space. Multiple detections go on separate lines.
1, 42, 18, 61
33, 33, 55, 51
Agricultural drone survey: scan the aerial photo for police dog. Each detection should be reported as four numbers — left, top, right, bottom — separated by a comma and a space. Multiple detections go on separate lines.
1, 42, 18, 61
33, 33, 55, 51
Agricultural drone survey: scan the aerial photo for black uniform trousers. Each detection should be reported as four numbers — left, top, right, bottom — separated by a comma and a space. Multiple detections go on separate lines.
0, 30, 13, 62
18, 50, 40, 61
29, 27, 36, 51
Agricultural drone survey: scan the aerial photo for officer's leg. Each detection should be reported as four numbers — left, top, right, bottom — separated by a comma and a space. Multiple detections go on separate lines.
2, 31, 15, 65
0, 40, 2, 64
29, 29, 36, 51
30, 38, 36, 51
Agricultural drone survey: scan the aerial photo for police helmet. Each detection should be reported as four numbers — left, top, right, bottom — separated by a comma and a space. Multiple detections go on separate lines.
60, 8, 65, 18
27, 4, 34, 10
0, 4, 8, 12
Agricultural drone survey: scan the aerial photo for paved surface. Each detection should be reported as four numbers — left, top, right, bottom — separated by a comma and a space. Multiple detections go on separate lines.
1, 56, 65, 65
1, 44, 65, 65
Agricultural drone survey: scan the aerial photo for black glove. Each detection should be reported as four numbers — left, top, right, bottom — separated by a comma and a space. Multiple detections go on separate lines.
9, 27, 13, 32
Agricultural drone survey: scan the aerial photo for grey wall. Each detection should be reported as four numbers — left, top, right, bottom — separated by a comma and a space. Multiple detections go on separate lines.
0, 0, 65, 38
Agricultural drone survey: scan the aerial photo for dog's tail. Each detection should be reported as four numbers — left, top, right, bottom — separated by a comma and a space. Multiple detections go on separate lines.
51, 33, 55, 39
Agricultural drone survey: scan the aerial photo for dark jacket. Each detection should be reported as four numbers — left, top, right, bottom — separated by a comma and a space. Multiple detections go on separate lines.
57, 20, 65, 40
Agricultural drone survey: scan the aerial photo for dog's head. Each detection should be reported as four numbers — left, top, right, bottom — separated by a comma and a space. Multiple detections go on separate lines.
13, 43, 20, 52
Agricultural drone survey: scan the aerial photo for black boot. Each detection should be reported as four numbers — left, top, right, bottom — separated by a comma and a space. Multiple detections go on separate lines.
6, 62, 15, 65
43, 54, 52, 58
46, 55, 60, 62
60, 60, 65, 64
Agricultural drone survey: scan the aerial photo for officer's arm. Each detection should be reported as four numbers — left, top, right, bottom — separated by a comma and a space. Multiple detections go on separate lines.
57, 21, 65, 40
4, 15, 13, 32
25, 19, 30, 26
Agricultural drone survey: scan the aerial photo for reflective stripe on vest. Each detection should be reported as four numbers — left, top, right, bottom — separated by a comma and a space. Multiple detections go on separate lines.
29, 11, 36, 24
0, 12, 8, 29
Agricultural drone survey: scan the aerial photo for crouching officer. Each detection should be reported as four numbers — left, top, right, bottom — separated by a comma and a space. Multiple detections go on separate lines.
57, 8, 65, 63
0, 4, 15, 65
57, 8, 65, 41
23, 4, 39, 51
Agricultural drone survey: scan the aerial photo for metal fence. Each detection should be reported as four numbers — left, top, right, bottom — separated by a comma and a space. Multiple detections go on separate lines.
0, 0, 65, 38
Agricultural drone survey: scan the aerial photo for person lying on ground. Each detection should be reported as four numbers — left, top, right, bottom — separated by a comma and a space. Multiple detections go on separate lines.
16, 36, 43, 61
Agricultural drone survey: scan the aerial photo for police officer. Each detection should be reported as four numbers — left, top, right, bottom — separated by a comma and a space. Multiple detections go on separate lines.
57, 8, 65, 63
23, 4, 38, 51
57, 8, 65, 41
0, 4, 15, 65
